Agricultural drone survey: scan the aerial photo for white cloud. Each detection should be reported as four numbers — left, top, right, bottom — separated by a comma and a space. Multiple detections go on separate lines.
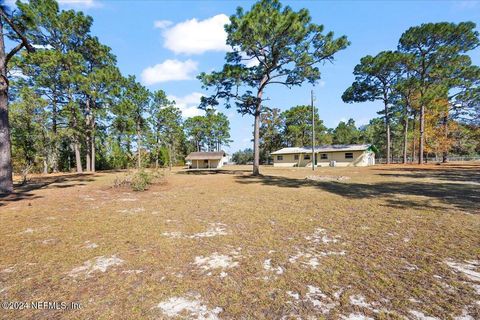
167, 92, 205, 118
32, 44, 53, 50
455, 1, 479, 9
154, 20, 173, 29
141, 59, 198, 85
57, 0, 101, 8
162, 14, 230, 54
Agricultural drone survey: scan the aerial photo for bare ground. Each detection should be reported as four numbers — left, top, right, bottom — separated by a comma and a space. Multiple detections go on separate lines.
0, 163, 479, 319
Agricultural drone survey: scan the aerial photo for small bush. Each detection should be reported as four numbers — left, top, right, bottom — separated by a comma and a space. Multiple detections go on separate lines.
131, 170, 152, 191
113, 169, 164, 192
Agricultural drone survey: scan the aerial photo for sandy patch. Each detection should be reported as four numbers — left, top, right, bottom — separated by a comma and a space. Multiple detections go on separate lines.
341, 314, 374, 320
445, 260, 480, 282
306, 175, 351, 182
68, 255, 124, 278
190, 223, 228, 238
162, 223, 228, 239
122, 269, 144, 274
305, 227, 340, 244
349, 295, 371, 308
409, 310, 440, 320
155, 295, 222, 319
263, 259, 284, 275
21, 228, 35, 234
1, 267, 14, 273
117, 207, 145, 214
305, 285, 338, 314
162, 231, 183, 238
41, 239, 57, 245
194, 252, 239, 271
83, 241, 99, 249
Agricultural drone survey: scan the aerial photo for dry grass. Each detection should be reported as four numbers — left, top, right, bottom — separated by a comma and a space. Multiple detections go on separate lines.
0, 163, 479, 319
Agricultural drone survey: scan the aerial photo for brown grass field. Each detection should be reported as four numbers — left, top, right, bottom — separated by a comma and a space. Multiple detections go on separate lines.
0, 163, 479, 319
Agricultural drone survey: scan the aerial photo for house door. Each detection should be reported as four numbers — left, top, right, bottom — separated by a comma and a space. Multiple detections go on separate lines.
314, 154, 317, 165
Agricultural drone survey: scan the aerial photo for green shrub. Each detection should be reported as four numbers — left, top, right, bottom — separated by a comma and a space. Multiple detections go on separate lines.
113, 169, 164, 192
131, 170, 153, 191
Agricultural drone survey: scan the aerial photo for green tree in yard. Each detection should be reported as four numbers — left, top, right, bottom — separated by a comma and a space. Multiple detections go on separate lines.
184, 116, 208, 152
0, 1, 36, 193
120, 76, 150, 169
260, 107, 283, 163
282, 105, 328, 147
10, 86, 48, 177
398, 22, 480, 164
342, 51, 404, 164
359, 118, 386, 157
332, 118, 360, 144
204, 109, 231, 152
198, 0, 349, 175
78, 37, 119, 172
232, 148, 254, 165
148, 90, 183, 168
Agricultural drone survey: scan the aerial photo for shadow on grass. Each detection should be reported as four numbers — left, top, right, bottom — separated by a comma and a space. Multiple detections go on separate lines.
0, 173, 95, 207
374, 164, 480, 184
177, 169, 252, 175
235, 174, 480, 213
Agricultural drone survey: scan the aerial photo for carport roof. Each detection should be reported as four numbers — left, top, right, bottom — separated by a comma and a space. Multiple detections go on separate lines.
185, 151, 226, 160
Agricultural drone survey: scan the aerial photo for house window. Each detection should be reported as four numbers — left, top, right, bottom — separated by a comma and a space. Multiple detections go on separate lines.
320, 153, 328, 160
345, 153, 353, 159
204, 160, 209, 163
304, 154, 311, 160
294, 155, 299, 160
277, 155, 283, 161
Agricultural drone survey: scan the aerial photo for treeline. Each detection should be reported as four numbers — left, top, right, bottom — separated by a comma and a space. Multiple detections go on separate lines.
233, 104, 479, 164
342, 22, 479, 164
3, 0, 231, 179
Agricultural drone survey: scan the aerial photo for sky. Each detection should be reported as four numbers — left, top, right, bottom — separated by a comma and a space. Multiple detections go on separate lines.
7, 0, 480, 153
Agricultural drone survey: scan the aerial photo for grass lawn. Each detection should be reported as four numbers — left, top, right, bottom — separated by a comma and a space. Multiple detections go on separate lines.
0, 163, 479, 319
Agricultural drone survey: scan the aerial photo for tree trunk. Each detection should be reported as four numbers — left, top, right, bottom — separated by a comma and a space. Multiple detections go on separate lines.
442, 113, 448, 163
411, 111, 416, 164
253, 107, 261, 176
402, 108, 409, 164
136, 121, 141, 169
85, 98, 91, 172
0, 20, 13, 193
91, 118, 95, 172
384, 100, 391, 164
418, 104, 425, 164
74, 141, 82, 173
70, 95, 82, 173
253, 76, 267, 176
43, 158, 48, 174
168, 143, 172, 171
51, 95, 59, 173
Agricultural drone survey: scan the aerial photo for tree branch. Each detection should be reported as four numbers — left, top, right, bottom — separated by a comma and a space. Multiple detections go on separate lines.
0, 8, 35, 55
5, 42, 24, 65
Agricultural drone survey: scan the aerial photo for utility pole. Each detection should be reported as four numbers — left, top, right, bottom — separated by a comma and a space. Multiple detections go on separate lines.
311, 89, 315, 171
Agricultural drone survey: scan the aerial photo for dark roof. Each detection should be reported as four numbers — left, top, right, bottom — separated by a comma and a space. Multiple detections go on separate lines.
185, 151, 226, 160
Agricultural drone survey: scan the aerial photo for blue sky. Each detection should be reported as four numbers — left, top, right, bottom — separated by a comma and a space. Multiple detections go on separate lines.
10, 0, 480, 152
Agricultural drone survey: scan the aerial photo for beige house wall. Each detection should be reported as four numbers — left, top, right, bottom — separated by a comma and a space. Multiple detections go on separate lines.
273, 151, 375, 167
190, 159, 222, 169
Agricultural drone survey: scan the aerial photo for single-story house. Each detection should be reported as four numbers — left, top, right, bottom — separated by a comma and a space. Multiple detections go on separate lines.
185, 151, 227, 169
271, 144, 375, 167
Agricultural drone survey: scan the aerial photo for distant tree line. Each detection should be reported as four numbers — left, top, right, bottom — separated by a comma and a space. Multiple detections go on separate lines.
342, 22, 479, 164
240, 103, 479, 164
1, 0, 231, 193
